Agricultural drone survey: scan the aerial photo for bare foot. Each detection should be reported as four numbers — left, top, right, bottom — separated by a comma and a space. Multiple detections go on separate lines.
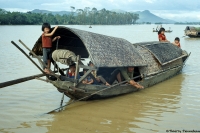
136, 84, 144, 89
105, 82, 110, 86
82, 81, 87, 84
44, 68, 50, 74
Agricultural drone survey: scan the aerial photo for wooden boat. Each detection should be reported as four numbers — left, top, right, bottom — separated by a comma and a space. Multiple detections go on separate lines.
30, 26, 190, 100
185, 26, 200, 38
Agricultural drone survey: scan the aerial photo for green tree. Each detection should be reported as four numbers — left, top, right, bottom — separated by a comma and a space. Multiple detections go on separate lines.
0, 7, 139, 25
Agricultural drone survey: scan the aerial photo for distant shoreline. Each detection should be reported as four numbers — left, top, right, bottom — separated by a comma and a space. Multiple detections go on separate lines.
0, 24, 199, 26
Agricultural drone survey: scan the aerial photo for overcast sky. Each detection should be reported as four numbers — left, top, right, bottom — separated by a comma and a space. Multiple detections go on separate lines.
1, 0, 200, 22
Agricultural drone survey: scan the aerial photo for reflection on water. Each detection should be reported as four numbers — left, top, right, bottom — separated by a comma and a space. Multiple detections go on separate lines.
0, 25, 200, 133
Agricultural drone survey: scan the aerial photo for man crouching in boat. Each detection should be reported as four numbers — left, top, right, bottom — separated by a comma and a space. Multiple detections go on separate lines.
108, 67, 144, 89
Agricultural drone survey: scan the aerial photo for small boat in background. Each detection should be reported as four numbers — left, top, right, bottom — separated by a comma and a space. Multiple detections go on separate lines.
185, 26, 200, 38
89, 25, 92, 28
153, 25, 172, 33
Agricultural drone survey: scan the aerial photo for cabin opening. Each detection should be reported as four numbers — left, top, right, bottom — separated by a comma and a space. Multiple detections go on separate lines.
133, 67, 142, 82
186, 26, 190, 30
51, 27, 89, 58
32, 27, 90, 58
97, 67, 142, 84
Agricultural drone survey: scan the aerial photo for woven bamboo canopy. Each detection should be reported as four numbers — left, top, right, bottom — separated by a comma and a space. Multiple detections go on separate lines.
134, 42, 183, 65
185, 26, 200, 32
32, 26, 146, 67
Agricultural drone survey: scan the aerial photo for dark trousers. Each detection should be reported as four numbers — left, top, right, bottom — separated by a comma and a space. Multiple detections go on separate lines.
108, 69, 125, 85
43, 48, 52, 69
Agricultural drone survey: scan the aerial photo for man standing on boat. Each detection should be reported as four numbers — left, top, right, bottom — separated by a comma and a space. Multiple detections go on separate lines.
109, 67, 144, 89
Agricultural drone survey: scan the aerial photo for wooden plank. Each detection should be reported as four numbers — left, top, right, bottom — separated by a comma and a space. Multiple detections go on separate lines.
78, 69, 93, 83
60, 76, 79, 83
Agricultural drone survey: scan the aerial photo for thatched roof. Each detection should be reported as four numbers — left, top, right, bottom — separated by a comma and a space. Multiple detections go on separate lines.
32, 26, 146, 67
185, 26, 200, 32
134, 42, 183, 65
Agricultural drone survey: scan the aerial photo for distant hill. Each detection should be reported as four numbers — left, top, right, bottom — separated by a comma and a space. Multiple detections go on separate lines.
31, 9, 175, 24
31, 9, 71, 15
112, 9, 175, 24
135, 10, 175, 24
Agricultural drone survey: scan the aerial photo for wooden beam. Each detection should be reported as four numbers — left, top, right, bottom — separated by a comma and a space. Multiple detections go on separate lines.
88, 73, 99, 84
79, 65, 97, 70
74, 55, 80, 86
78, 69, 93, 83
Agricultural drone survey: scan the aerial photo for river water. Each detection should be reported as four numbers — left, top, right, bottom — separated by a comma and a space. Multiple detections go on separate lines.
0, 25, 200, 133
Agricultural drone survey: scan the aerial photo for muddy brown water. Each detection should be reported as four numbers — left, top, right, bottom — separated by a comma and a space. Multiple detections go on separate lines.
0, 25, 200, 133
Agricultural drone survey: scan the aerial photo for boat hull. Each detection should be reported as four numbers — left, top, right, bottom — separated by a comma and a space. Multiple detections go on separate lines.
186, 35, 200, 38
51, 65, 183, 100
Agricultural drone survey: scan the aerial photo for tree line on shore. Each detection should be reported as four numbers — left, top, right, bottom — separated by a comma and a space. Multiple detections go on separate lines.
0, 7, 139, 25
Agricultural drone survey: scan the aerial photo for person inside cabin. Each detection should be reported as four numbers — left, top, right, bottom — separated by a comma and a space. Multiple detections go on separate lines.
158, 28, 170, 42
41, 23, 60, 74
67, 63, 80, 79
82, 69, 94, 84
88, 61, 97, 78
88, 61, 110, 86
108, 67, 144, 89
173, 37, 181, 48
55, 63, 80, 81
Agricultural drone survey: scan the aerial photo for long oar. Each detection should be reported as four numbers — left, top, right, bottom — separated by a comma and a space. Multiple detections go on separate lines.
0, 68, 67, 89
47, 75, 142, 114
0, 73, 44, 88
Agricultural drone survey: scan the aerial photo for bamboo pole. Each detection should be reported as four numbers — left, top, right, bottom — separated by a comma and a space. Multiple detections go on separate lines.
162, 54, 188, 66
0, 68, 67, 89
74, 55, 80, 87
11, 41, 45, 74
18, 40, 60, 80
8, 41, 67, 89
54, 39, 59, 72
51, 60, 65, 75
18, 40, 46, 70
0, 73, 44, 88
